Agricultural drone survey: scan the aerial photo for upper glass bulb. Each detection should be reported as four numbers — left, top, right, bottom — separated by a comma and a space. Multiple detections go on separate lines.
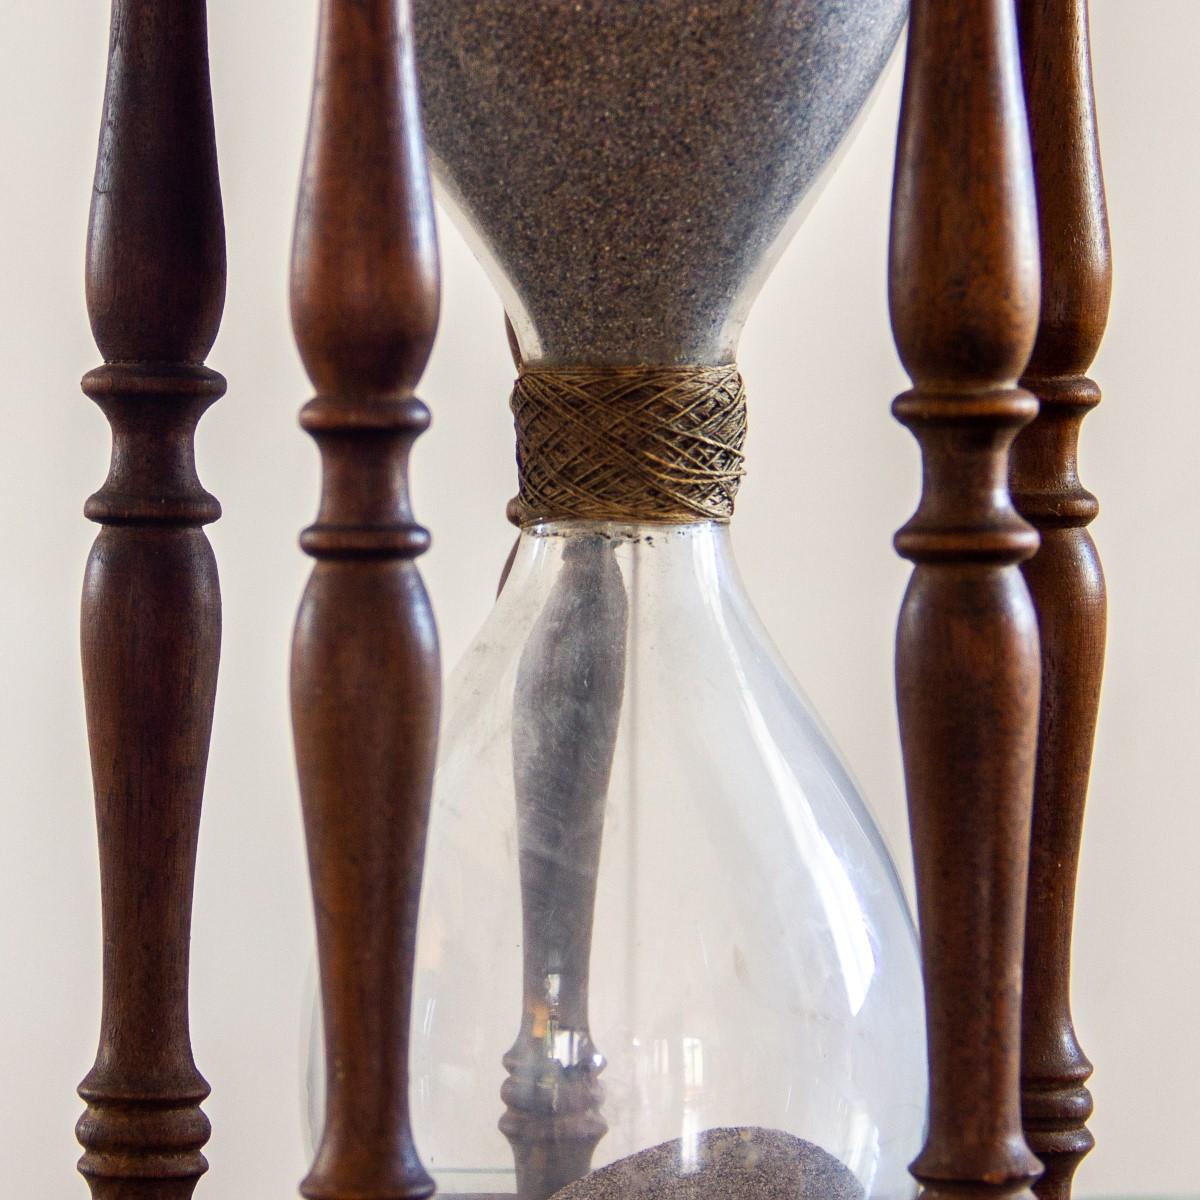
414, 0, 907, 365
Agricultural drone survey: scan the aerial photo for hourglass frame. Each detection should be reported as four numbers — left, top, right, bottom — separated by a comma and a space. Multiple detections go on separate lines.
73, 3, 1108, 1200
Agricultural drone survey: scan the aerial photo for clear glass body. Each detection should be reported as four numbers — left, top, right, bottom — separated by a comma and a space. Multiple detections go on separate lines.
307, 521, 926, 1199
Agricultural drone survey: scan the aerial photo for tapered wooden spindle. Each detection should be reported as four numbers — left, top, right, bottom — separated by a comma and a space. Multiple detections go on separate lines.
889, 4, 1044, 1199
289, 1, 440, 1197
1011, 4, 1110, 1197
76, 4, 225, 1198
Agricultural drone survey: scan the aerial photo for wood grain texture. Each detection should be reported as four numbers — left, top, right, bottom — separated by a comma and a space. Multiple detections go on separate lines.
889, 4, 1044, 1199
76, 3, 225, 1197
289, 2, 440, 1198
1012, 4, 1111, 1197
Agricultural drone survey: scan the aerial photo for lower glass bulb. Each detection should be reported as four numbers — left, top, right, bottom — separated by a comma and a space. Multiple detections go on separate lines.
307, 519, 926, 1200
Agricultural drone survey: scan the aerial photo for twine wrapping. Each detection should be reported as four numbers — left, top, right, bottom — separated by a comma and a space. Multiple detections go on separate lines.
509, 364, 747, 526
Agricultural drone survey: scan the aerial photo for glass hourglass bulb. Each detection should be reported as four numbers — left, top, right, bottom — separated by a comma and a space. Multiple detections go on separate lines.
306, 4, 925, 1200
406, 520, 927, 1200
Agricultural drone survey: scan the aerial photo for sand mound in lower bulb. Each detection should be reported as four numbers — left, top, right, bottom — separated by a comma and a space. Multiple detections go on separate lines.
548, 1126, 865, 1200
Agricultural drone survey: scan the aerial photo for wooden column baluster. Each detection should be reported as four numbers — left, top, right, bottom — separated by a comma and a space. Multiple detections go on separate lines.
1012, 4, 1110, 1197
889, 4, 1044, 1199
76, 3, 225, 1198
289, 1, 440, 1197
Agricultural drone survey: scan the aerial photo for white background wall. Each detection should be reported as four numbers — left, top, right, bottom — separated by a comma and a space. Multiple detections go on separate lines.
0, 2, 1193, 1196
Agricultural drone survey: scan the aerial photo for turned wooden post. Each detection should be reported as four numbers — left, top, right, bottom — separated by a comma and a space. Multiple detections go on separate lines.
76, 3, 224, 1198
1012, 4, 1110, 1197
889, 3, 1043, 1199
289, 1, 440, 1197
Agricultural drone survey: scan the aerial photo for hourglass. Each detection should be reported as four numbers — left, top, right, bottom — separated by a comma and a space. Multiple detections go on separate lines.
70, 1, 1111, 1200
388, 3, 921, 1199
303, 2, 930, 1198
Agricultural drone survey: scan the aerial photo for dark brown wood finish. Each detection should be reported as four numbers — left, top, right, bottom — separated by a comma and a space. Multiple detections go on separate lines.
1012, 4, 1110, 1197
76, 3, 225, 1198
289, 1, 440, 1197
889, 4, 1044, 1199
